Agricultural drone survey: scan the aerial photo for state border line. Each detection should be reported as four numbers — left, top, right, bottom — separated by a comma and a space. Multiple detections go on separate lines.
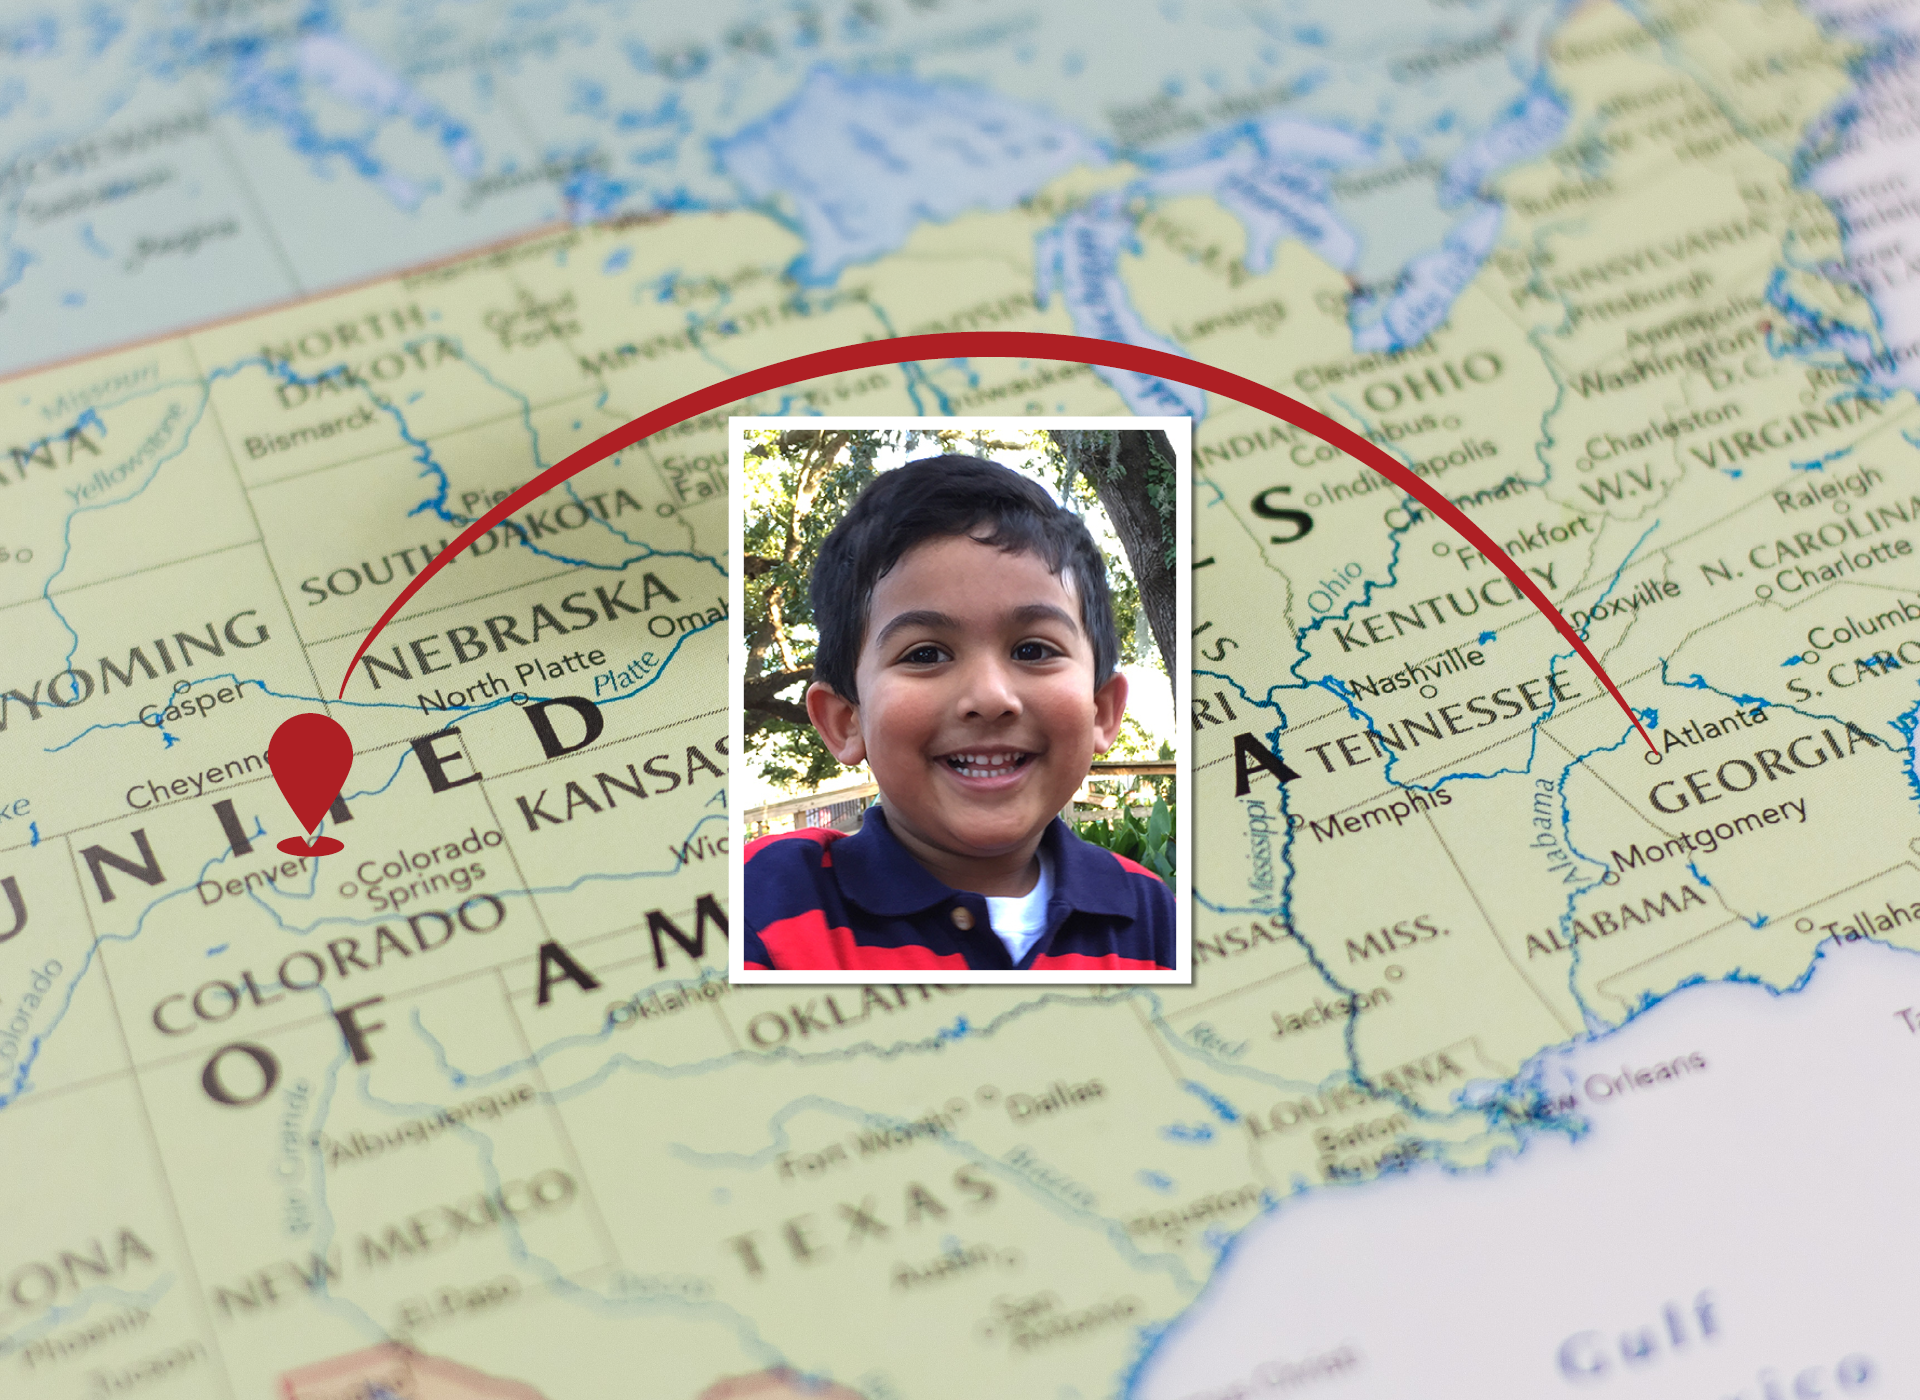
1284, 662, 1662, 825
304, 560, 622, 647
0, 219, 573, 389
63, 830, 242, 1400
188, 338, 339, 742
491, 962, 626, 1275
59, 890, 726, 1089
0, 701, 728, 857
1592, 860, 1920, 997
0, 537, 260, 618
1424, 804, 1581, 1039
1158, 956, 1317, 1022
341, 332, 1661, 751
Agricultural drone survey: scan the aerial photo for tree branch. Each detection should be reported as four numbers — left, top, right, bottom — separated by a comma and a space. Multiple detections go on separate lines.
743, 667, 813, 707
743, 695, 812, 735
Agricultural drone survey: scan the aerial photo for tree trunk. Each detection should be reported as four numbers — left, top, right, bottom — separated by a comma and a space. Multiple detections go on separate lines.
1049, 429, 1179, 696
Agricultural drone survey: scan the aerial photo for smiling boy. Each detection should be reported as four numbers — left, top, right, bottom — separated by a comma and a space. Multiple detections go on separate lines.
743, 454, 1177, 973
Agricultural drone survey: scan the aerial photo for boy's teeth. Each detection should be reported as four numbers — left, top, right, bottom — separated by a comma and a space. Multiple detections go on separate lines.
946, 752, 1027, 774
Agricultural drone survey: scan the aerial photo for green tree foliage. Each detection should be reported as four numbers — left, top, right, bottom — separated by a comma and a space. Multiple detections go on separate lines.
1075, 796, 1175, 882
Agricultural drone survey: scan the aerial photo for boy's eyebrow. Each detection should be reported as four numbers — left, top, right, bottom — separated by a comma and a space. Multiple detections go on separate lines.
1008, 602, 1082, 633
873, 602, 1082, 649
873, 609, 961, 647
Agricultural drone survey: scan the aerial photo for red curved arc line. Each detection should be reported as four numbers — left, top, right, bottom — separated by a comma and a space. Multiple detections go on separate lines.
338, 331, 1654, 752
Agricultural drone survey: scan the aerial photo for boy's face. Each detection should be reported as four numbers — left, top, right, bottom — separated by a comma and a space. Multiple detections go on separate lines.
807, 534, 1128, 889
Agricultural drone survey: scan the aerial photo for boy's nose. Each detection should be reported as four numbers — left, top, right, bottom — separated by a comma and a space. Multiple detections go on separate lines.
956, 654, 1021, 719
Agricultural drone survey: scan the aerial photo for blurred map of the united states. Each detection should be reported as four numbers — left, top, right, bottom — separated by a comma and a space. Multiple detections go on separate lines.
6, 0, 1920, 1396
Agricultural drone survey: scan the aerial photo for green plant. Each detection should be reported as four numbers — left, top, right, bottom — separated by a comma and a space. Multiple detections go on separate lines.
1075, 795, 1175, 883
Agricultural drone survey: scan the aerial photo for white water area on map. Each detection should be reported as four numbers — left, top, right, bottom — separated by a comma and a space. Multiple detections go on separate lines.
1138, 938, 1920, 1399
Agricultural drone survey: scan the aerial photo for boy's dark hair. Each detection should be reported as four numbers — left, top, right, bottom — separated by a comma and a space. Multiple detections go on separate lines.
810, 454, 1118, 703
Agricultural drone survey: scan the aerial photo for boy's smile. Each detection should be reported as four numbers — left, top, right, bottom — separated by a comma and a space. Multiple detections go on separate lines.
806, 534, 1128, 897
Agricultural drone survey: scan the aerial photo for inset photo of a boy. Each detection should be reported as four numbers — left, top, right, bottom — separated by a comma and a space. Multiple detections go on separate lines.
728, 419, 1192, 984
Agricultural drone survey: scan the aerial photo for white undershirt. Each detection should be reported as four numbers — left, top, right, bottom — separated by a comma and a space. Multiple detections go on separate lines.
983, 850, 1053, 966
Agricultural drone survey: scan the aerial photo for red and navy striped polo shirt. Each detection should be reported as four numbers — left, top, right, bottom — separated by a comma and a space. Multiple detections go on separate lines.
743, 805, 1176, 972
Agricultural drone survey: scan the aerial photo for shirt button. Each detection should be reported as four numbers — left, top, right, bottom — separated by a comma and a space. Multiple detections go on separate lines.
950, 906, 975, 931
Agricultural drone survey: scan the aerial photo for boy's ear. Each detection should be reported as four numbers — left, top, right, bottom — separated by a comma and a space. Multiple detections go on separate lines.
805, 682, 868, 766
1090, 670, 1129, 754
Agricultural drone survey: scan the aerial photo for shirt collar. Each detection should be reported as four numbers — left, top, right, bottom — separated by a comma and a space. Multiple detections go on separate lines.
836, 805, 1138, 919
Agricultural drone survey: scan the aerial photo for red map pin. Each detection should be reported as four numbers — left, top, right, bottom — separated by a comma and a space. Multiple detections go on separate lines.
269, 713, 354, 857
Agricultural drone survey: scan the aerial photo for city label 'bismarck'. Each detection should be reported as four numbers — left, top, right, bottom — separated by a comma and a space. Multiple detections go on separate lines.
356, 575, 685, 690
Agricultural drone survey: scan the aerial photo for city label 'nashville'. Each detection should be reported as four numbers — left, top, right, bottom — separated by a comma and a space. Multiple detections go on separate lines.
1304, 669, 1580, 773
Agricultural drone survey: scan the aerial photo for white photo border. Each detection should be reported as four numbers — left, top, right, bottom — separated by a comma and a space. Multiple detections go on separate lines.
728, 416, 1193, 986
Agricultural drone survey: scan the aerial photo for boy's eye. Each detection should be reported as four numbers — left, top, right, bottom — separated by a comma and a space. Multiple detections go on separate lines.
901, 644, 948, 665
1012, 640, 1058, 662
